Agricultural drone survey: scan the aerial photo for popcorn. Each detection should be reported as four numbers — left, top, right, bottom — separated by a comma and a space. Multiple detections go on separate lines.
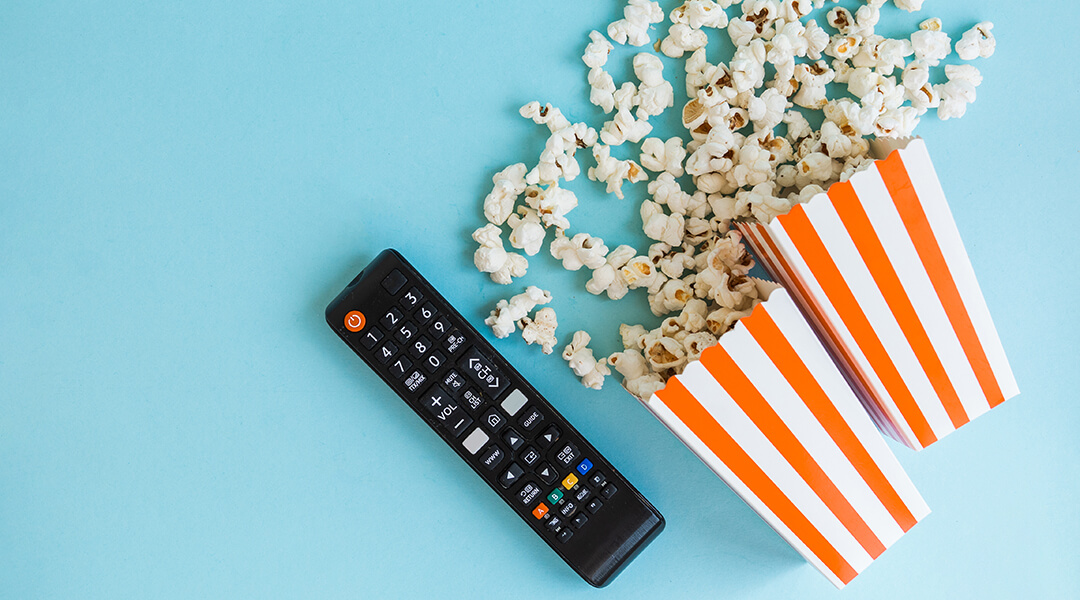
582, 30, 614, 69
671, 0, 729, 30
588, 67, 617, 113
608, 0, 664, 47
661, 23, 709, 59
600, 107, 654, 146
609, 348, 666, 399
621, 255, 664, 292
894, 0, 925, 12
588, 144, 648, 199
485, 285, 552, 339
587, 244, 636, 299
550, 232, 610, 271
937, 64, 982, 121
640, 137, 687, 177
633, 53, 675, 119
911, 29, 952, 66
641, 200, 686, 246
563, 331, 611, 390
483, 163, 528, 226
747, 88, 789, 132
507, 206, 546, 256
519, 101, 571, 132
644, 334, 687, 372
956, 22, 995, 61
523, 183, 578, 230
521, 307, 559, 354
793, 61, 835, 109
472, 224, 528, 285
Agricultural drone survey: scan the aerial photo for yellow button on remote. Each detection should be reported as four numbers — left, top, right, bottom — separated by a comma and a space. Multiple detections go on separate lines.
562, 473, 579, 490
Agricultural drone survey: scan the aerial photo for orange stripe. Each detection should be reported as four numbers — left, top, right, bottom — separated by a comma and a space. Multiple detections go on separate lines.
743, 306, 919, 532
877, 155, 1005, 408
780, 205, 937, 448
655, 377, 859, 584
742, 224, 880, 419
829, 181, 970, 429
698, 345, 886, 558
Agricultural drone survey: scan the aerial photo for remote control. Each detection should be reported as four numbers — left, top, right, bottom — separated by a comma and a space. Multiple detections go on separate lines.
325, 249, 664, 587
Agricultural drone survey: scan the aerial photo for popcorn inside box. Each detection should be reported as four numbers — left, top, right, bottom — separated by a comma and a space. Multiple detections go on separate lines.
471, 0, 1014, 586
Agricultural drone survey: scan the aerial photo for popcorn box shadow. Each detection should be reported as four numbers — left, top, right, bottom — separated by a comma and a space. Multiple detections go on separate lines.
639, 280, 930, 588
737, 137, 1019, 451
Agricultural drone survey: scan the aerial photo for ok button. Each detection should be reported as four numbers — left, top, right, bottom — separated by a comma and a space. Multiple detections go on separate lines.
458, 347, 510, 399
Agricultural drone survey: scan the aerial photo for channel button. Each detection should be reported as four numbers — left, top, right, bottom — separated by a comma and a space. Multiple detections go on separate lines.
458, 346, 510, 399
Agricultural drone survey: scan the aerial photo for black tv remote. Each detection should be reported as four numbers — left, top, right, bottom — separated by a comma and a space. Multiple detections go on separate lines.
325, 249, 664, 587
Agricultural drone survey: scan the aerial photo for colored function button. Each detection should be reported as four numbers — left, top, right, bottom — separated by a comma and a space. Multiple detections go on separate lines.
380, 307, 404, 330
576, 459, 593, 476
458, 346, 509, 399
519, 407, 544, 432
400, 286, 423, 310
518, 482, 542, 506
344, 310, 365, 332
537, 425, 560, 449
562, 473, 579, 490
546, 488, 564, 505
499, 389, 528, 417
381, 270, 407, 295
359, 327, 383, 350
532, 503, 549, 519
499, 463, 524, 489
461, 428, 489, 455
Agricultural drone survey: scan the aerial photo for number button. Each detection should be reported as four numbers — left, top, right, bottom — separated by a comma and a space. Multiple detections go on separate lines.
395, 321, 418, 344
389, 356, 413, 378
359, 327, 383, 350
376, 342, 398, 365
428, 316, 450, 337
416, 301, 438, 325
380, 307, 403, 330
423, 350, 446, 374
400, 286, 423, 311
409, 336, 431, 359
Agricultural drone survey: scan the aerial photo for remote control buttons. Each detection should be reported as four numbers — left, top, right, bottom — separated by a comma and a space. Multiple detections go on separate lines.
359, 327, 383, 350
520, 446, 540, 467
537, 425, 560, 449
389, 356, 413, 379
459, 347, 509, 398
557, 528, 574, 544
601, 483, 618, 499
461, 428, 489, 455
443, 330, 467, 355
519, 407, 544, 432
499, 463, 524, 489
588, 472, 606, 488
380, 307, 404, 330
536, 463, 558, 485
479, 445, 505, 471
517, 482, 542, 506
395, 322, 418, 344
559, 501, 577, 519
403, 370, 426, 393
553, 442, 579, 468
576, 459, 593, 476
428, 316, 450, 338
381, 270, 407, 295
422, 351, 445, 374
400, 287, 423, 310
420, 387, 472, 437
376, 342, 398, 365
545, 515, 564, 533
461, 387, 484, 413
573, 486, 591, 503
532, 503, 549, 519
562, 473, 579, 490
408, 336, 432, 359
480, 407, 507, 433
415, 301, 437, 325
546, 488, 564, 505
502, 429, 525, 452
571, 513, 588, 529
442, 370, 466, 397
586, 498, 603, 514
499, 389, 527, 417
344, 310, 366, 332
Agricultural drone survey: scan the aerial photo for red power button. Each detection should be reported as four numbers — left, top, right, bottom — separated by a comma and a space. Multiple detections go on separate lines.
344, 311, 366, 332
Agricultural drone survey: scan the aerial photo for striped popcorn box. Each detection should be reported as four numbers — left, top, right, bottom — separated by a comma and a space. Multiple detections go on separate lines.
737, 138, 1019, 450
640, 280, 930, 587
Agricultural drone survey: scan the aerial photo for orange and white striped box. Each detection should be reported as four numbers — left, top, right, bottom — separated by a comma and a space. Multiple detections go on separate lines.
737, 138, 1019, 450
641, 280, 930, 587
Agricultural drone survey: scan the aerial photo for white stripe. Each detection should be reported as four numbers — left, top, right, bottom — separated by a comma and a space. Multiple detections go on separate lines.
799, 197, 955, 441
900, 141, 1019, 400
728, 319, 905, 546
640, 389, 846, 588
768, 220, 923, 449
763, 292, 930, 526
681, 359, 875, 573
852, 168, 989, 422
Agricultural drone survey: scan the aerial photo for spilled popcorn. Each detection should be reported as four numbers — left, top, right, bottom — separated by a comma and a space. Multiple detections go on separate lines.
472, 0, 997, 397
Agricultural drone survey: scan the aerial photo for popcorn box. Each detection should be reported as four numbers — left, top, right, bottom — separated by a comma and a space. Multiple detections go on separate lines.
640, 281, 930, 587
737, 138, 1019, 450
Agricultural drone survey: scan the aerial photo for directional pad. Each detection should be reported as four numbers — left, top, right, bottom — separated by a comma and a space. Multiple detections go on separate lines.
499, 463, 524, 489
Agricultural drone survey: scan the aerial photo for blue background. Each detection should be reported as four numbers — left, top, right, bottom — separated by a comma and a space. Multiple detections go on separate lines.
2, 1, 1077, 598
